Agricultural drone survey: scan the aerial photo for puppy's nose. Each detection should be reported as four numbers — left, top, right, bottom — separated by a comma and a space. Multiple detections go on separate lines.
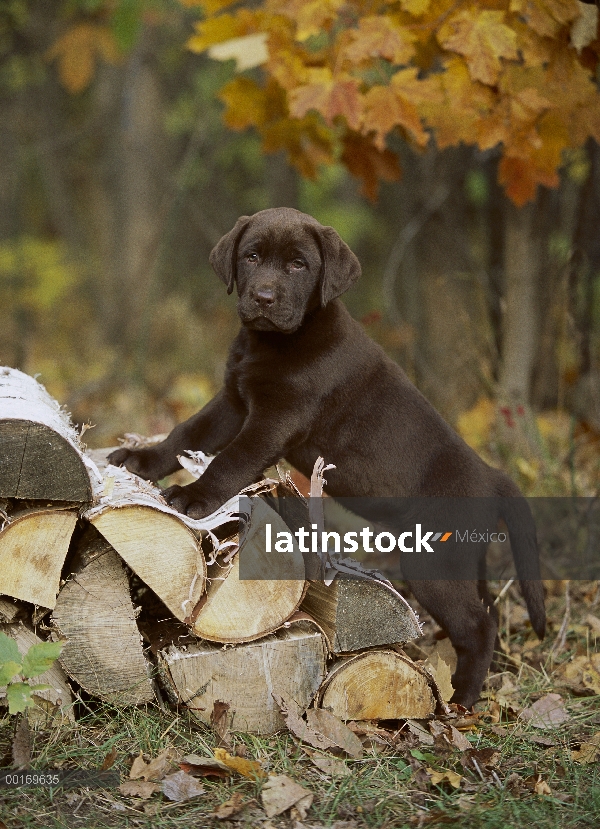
252, 288, 276, 307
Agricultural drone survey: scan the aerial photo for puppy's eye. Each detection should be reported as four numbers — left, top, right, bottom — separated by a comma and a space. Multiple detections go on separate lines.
245, 252, 259, 263
290, 259, 306, 270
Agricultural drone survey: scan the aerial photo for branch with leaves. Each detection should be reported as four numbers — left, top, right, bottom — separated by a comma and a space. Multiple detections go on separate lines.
179, 0, 600, 204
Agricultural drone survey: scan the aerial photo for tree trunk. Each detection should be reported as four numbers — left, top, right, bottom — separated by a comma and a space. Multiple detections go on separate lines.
496, 199, 541, 452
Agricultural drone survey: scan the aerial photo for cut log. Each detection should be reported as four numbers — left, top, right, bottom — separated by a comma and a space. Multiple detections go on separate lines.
89, 506, 206, 626
84, 459, 207, 624
318, 650, 436, 720
192, 498, 306, 643
301, 574, 421, 653
0, 367, 94, 502
158, 619, 327, 734
52, 528, 154, 705
0, 623, 75, 722
0, 508, 78, 608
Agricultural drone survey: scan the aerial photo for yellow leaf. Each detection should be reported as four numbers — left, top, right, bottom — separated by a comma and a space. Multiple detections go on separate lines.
509, 0, 580, 38
276, 0, 346, 41
362, 82, 427, 149
187, 14, 248, 53
213, 749, 267, 780
438, 8, 518, 85
426, 767, 463, 788
457, 398, 495, 450
180, 0, 238, 11
341, 16, 416, 65
46, 24, 118, 93
219, 76, 272, 130
572, 732, 600, 764
400, 0, 431, 15
420, 56, 493, 148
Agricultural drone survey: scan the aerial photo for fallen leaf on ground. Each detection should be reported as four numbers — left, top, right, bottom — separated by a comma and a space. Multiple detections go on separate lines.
489, 725, 508, 737
571, 731, 600, 763
555, 653, 600, 694
301, 746, 351, 777
119, 780, 161, 799
179, 753, 231, 779
524, 774, 552, 796
406, 719, 435, 745
214, 747, 267, 780
519, 694, 569, 729
305, 709, 364, 758
426, 767, 462, 788
129, 748, 174, 781
347, 721, 395, 742
213, 792, 252, 819
425, 642, 455, 702
101, 747, 118, 770
261, 774, 314, 818
525, 734, 556, 746
161, 770, 205, 802
210, 700, 232, 747
274, 694, 338, 753
461, 747, 500, 777
448, 725, 472, 751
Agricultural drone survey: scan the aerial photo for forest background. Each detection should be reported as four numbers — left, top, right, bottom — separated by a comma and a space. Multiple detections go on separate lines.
1, 0, 600, 497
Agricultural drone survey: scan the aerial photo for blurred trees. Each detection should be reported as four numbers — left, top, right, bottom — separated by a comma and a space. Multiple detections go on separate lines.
0, 0, 598, 490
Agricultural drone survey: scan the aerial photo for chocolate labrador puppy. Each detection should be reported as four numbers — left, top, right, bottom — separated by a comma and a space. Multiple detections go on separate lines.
109, 207, 545, 707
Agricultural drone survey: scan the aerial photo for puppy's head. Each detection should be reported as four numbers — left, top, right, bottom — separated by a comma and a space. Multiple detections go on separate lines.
209, 208, 361, 333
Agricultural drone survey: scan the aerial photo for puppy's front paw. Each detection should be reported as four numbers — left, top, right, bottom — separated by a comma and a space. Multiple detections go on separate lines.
161, 484, 212, 519
108, 446, 174, 482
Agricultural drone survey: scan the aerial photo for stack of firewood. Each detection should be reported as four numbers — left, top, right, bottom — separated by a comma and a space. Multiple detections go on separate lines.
0, 367, 447, 734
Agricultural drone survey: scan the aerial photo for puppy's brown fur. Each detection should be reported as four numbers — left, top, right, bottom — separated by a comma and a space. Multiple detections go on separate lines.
109, 207, 545, 707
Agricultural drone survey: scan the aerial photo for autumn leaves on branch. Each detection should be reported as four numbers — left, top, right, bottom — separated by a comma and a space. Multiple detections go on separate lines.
183, 0, 600, 205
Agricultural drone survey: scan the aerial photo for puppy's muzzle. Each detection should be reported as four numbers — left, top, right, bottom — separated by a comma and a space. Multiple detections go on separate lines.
250, 286, 276, 309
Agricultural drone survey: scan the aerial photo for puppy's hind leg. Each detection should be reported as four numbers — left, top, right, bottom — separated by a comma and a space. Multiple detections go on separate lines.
407, 580, 498, 709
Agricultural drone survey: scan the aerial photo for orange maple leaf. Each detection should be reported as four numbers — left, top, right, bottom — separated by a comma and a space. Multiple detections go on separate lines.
46, 24, 119, 93
438, 8, 518, 85
508, 0, 580, 39
419, 56, 494, 148
271, 0, 346, 41
289, 69, 363, 130
262, 114, 335, 178
362, 67, 440, 149
498, 154, 558, 206
341, 131, 402, 201
341, 15, 416, 65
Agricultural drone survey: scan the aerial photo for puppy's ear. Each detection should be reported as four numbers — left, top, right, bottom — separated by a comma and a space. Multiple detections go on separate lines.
209, 215, 251, 294
315, 226, 362, 306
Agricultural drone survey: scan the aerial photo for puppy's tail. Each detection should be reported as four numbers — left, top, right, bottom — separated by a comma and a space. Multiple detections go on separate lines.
494, 472, 546, 640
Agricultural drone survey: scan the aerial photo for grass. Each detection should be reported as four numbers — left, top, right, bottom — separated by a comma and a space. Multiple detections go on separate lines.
1, 583, 600, 828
